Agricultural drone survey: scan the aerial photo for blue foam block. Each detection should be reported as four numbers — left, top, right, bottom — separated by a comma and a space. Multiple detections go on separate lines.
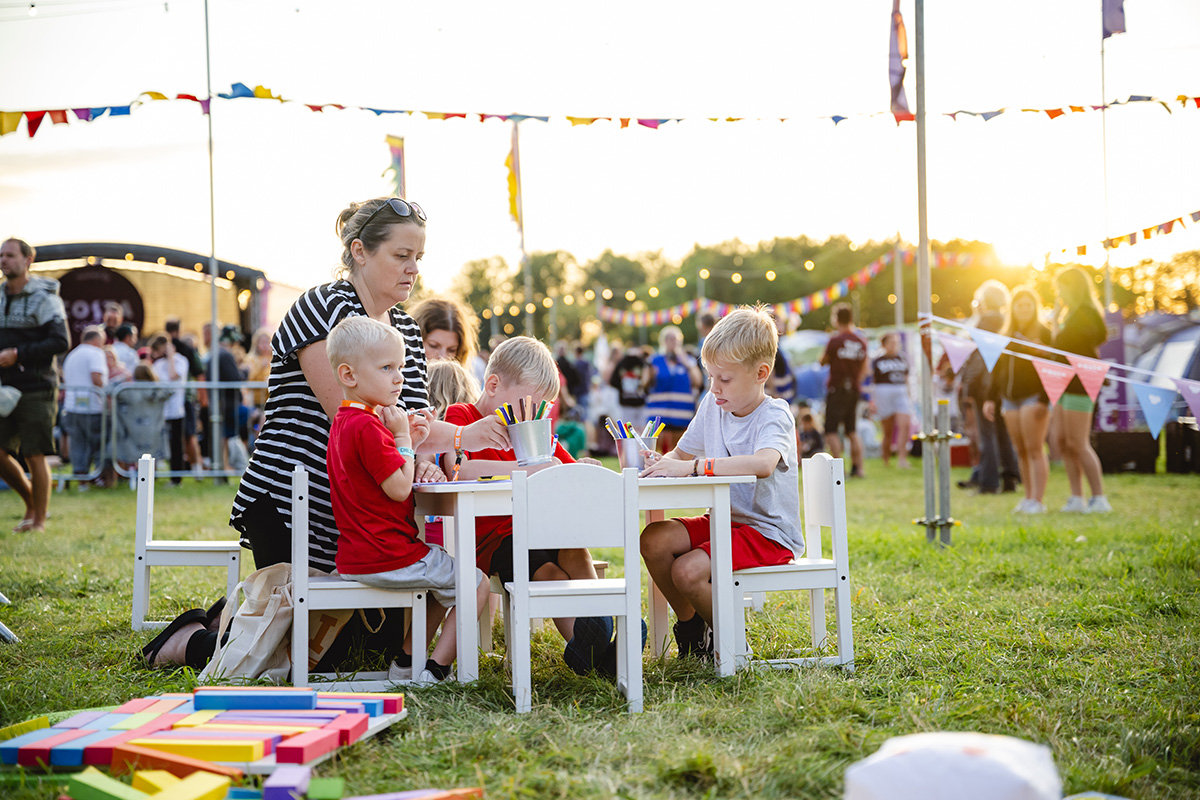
193, 690, 318, 711
0, 729, 60, 764
319, 697, 383, 716
48, 729, 120, 766
79, 713, 135, 730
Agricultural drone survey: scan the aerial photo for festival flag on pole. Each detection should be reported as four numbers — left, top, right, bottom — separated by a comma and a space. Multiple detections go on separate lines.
1065, 355, 1111, 401
505, 121, 523, 229
383, 135, 406, 198
1102, 0, 1126, 38
889, 0, 914, 123
1172, 378, 1200, 420
968, 328, 1007, 372
1132, 382, 1175, 439
939, 333, 977, 375
1031, 358, 1076, 408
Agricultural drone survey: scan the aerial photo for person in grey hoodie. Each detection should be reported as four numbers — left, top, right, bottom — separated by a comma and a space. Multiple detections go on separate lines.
0, 238, 70, 533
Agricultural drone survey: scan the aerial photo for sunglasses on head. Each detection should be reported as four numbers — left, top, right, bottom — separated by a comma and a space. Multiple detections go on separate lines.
355, 198, 426, 240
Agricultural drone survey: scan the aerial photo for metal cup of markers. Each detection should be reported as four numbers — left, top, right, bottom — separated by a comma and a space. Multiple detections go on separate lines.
616, 437, 658, 471
509, 418, 555, 467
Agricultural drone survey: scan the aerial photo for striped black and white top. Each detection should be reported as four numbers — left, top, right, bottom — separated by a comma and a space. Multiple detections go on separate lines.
230, 280, 429, 572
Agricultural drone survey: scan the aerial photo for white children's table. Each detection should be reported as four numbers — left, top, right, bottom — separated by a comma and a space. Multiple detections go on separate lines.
413, 472, 755, 681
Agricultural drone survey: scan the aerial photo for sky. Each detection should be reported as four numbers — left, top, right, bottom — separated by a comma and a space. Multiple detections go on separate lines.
1, 0, 1198, 299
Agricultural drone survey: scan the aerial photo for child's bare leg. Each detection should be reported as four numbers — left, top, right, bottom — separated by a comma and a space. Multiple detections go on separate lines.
426, 596, 454, 665
671, 549, 713, 625
557, 547, 598, 580
532, 561, 575, 639
639, 519, 696, 620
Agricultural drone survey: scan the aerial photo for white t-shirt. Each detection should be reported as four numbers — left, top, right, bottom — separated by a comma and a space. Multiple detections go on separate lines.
152, 353, 190, 421
676, 392, 804, 557
113, 341, 139, 376
62, 343, 108, 414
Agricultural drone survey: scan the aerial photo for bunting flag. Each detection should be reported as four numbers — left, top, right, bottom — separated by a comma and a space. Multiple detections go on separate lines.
383, 135, 406, 198
1065, 354, 1111, 401
889, 0, 914, 124
1103, 0, 1126, 39
505, 121, 522, 228
1062, 207, 1197, 256
938, 333, 978, 374
967, 328, 1007, 372
1031, 358, 1076, 407
1173, 378, 1200, 420
2, 80, 1197, 139
1132, 382, 1176, 439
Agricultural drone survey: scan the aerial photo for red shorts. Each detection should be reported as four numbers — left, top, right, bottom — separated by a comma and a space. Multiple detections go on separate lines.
676, 515, 795, 571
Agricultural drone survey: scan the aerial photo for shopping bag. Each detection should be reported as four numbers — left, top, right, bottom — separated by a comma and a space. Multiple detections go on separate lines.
199, 563, 293, 683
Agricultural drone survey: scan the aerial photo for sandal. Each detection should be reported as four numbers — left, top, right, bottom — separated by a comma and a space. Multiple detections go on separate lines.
141, 608, 206, 667
204, 597, 227, 632
12, 519, 35, 533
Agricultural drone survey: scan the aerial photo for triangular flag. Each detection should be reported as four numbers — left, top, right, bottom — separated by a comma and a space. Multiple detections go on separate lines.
0, 111, 21, 136
1031, 358, 1076, 407
1172, 378, 1200, 420
71, 108, 91, 121
1045, 108, 1066, 119
1132, 382, 1176, 439
48, 110, 68, 125
1065, 355, 1111, 401
939, 333, 977, 374
968, 328, 1007, 371
25, 110, 46, 138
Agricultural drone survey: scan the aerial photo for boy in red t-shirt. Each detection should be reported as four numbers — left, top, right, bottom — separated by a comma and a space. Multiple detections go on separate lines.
325, 316, 490, 685
443, 336, 623, 675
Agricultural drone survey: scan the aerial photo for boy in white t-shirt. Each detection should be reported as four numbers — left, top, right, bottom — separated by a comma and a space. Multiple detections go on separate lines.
639, 305, 804, 658
61, 325, 109, 485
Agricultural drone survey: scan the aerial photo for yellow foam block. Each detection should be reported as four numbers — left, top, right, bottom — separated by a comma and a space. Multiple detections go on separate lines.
126, 737, 264, 762
174, 710, 221, 728
133, 769, 182, 793
193, 723, 317, 735
112, 711, 161, 730
0, 716, 49, 742
153, 771, 231, 800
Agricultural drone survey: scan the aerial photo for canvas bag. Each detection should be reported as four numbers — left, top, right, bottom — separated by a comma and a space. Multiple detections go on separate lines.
199, 563, 294, 683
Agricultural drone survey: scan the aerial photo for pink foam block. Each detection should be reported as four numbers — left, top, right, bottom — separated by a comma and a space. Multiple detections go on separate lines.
17, 728, 91, 767
274, 728, 340, 764
112, 697, 158, 714
323, 713, 369, 746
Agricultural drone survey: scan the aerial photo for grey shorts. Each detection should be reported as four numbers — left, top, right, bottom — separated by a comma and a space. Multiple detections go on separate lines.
344, 545, 484, 609
0, 388, 58, 457
873, 384, 912, 419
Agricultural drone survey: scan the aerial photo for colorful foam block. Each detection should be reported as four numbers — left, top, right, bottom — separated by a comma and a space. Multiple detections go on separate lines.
315, 701, 367, 715
143, 729, 281, 754
67, 765, 151, 800
193, 689, 317, 711
113, 697, 158, 714
112, 711, 162, 730
262, 764, 311, 800
126, 737, 265, 762
0, 715, 49, 742
176, 710, 222, 727
110, 743, 244, 780
0, 727, 61, 763
84, 714, 187, 766
324, 713, 369, 746
319, 692, 401, 714
305, 777, 345, 800
214, 709, 343, 719
17, 728, 91, 766
152, 771, 231, 800
145, 698, 189, 714
80, 714, 135, 730
132, 769, 181, 793
274, 728, 340, 764
50, 729, 125, 767
194, 723, 317, 736
52, 711, 107, 729
226, 790, 264, 800
210, 714, 341, 727
340, 790, 482, 800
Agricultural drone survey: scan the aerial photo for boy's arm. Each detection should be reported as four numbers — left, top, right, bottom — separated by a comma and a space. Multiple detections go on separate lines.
379, 406, 416, 501
642, 446, 779, 479
456, 455, 561, 480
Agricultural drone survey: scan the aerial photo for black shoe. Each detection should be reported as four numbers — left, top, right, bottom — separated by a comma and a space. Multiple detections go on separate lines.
957, 479, 978, 490
563, 616, 614, 675
141, 608, 206, 667
849, 466, 864, 479
1001, 477, 1020, 493
204, 597, 227, 633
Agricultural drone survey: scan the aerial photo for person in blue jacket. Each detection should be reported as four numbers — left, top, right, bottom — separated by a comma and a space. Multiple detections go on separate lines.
644, 325, 702, 454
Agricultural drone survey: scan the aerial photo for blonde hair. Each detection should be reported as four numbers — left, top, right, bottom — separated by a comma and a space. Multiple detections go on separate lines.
334, 197, 425, 277
657, 325, 684, 350
1054, 265, 1104, 323
484, 336, 560, 399
410, 297, 479, 366
700, 305, 778, 369
427, 359, 481, 418
972, 279, 1011, 330
326, 316, 405, 373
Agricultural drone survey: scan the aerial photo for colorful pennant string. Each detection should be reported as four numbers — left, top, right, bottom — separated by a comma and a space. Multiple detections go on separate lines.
2, 82, 1197, 139
1063, 208, 1199, 256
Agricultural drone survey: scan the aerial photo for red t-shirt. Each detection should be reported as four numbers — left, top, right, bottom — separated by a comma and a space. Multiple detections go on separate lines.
327, 405, 425, 575
823, 330, 868, 392
443, 402, 575, 574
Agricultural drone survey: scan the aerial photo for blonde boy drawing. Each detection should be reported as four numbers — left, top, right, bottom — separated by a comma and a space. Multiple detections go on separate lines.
325, 316, 490, 685
639, 306, 804, 657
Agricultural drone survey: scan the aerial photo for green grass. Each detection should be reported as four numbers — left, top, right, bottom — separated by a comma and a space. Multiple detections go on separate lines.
1, 460, 1198, 798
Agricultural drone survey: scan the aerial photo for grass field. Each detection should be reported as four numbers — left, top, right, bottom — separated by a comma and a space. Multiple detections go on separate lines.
0, 458, 1197, 799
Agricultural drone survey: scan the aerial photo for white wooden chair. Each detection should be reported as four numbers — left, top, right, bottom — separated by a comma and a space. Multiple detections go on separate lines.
507, 464, 642, 713
478, 555, 608, 657
131, 454, 242, 631
290, 466, 427, 691
731, 452, 854, 670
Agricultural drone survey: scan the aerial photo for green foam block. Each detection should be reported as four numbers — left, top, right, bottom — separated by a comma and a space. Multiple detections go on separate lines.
67, 765, 150, 800
306, 776, 345, 799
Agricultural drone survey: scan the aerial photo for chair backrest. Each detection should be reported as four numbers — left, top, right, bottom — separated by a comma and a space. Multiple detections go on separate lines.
512, 464, 638, 552
136, 454, 155, 545
291, 465, 310, 594
801, 452, 848, 564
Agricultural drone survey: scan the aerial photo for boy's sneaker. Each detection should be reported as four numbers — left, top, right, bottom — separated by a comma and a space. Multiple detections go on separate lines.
1059, 496, 1088, 513
673, 614, 710, 659
563, 616, 614, 675
412, 668, 441, 686
387, 660, 412, 683
849, 466, 865, 479
1086, 495, 1113, 514
1015, 499, 1046, 514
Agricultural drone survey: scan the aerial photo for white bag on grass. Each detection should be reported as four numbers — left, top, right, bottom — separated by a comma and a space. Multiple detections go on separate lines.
844, 732, 1061, 800
199, 563, 293, 683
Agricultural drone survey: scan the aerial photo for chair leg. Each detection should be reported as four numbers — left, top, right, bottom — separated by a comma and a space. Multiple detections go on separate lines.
510, 594, 532, 713
412, 594, 427, 676
833, 582, 854, 670
623, 615, 642, 713
225, 551, 241, 605
292, 596, 310, 688
809, 587, 828, 653
131, 559, 150, 631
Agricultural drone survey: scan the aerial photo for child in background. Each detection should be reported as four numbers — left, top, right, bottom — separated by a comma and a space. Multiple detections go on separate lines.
325, 316, 491, 685
443, 336, 627, 675
114, 364, 175, 475
798, 411, 825, 459
422, 359, 482, 546
640, 305, 804, 658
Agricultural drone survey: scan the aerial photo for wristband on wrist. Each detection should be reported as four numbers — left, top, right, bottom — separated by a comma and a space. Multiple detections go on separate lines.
691, 458, 699, 477
450, 426, 465, 481
704, 458, 716, 477
396, 445, 415, 458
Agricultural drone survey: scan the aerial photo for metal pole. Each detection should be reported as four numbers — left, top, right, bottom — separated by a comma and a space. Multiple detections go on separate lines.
915, 0, 936, 540
203, 0, 222, 480
1100, 36, 1112, 309
513, 122, 533, 337
936, 399, 952, 545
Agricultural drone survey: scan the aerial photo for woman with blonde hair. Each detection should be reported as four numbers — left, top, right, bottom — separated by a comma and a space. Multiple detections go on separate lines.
1051, 266, 1111, 513
960, 280, 1020, 494
983, 286, 1052, 513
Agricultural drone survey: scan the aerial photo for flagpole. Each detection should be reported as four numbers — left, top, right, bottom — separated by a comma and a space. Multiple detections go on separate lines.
915, 0, 939, 542
203, 0, 221, 481
1100, 34, 1113, 308
512, 121, 533, 337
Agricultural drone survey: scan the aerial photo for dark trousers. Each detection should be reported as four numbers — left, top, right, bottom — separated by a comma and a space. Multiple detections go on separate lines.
973, 409, 1020, 491
167, 418, 185, 484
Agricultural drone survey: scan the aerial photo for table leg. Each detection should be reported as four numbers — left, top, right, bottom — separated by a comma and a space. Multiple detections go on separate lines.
644, 509, 670, 657
709, 484, 736, 677
453, 494, 479, 683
